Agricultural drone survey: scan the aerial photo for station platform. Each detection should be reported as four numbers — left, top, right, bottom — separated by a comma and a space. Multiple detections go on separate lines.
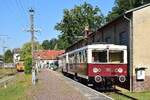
27, 69, 113, 100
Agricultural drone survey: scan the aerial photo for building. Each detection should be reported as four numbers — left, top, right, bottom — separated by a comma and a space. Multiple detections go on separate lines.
13, 48, 21, 64
0, 57, 3, 67
34, 50, 64, 68
13, 48, 26, 71
66, 3, 150, 92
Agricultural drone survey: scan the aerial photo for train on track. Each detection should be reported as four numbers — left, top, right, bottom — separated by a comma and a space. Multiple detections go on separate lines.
59, 44, 128, 89
16, 62, 24, 72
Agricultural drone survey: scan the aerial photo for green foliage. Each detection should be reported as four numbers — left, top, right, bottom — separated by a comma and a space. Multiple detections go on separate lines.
49, 38, 57, 49
0, 55, 3, 61
24, 57, 32, 74
0, 55, 3, 58
106, 0, 150, 22
20, 42, 42, 60
55, 2, 104, 49
4, 49, 13, 63
20, 42, 32, 61
56, 35, 69, 50
41, 38, 57, 50
42, 40, 50, 50
20, 42, 42, 74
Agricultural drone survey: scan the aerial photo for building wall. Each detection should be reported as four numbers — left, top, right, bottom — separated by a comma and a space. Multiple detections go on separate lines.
13, 53, 20, 64
132, 6, 150, 92
94, 18, 129, 46
67, 18, 129, 51
94, 31, 103, 43
115, 19, 129, 45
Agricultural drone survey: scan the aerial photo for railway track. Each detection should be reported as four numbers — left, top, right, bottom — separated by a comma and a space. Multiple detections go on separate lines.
0, 69, 17, 88
0, 75, 15, 88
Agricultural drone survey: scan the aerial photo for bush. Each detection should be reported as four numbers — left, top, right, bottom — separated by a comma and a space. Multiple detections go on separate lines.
24, 57, 32, 74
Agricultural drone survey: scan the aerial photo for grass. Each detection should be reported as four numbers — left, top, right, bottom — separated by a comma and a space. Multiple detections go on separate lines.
0, 73, 32, 100
107, 87, 150, 100
0, 68, 17, 77
1, 69, 150, 100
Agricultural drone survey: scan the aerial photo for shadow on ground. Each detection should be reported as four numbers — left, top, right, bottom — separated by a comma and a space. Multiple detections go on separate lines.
63, 73, 137, 100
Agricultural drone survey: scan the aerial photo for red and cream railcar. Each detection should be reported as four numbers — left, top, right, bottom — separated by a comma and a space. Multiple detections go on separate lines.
59, 44, 127, 88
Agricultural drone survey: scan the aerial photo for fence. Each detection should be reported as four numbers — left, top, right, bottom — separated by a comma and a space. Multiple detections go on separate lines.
4, 63, 15, 68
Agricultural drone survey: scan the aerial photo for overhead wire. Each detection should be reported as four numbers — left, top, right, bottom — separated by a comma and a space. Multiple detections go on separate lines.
18, 0, 27, 14
0, 0, 38, 52
15, 0, 28, 20
0, 0, 28, 50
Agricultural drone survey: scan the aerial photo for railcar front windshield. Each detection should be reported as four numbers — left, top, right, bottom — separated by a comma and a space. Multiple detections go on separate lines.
92, 50, 107, 63
109, 50, 123, 63
92, 50, 124, 63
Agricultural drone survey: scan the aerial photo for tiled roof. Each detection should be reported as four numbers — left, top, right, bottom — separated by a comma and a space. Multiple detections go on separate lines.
34, 50, 65, 60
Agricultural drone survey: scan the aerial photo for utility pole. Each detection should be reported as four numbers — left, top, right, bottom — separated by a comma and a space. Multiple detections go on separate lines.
0, 35, 9, 67
26, 8, 40, 85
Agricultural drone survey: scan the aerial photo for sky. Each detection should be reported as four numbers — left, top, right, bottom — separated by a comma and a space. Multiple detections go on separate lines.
0, 0, 115, 54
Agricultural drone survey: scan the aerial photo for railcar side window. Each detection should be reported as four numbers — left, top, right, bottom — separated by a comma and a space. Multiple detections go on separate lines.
77, 52, 80, 63
79, 52, 82, 63
68, 55, 71, 64
61, 56, 66, 66
84, 50, 87, 62
80, 51, 84, 63
69, 54, 74, 64
109, 51, 123, 63
92, 50, 107, 63
74, 53, 77, 63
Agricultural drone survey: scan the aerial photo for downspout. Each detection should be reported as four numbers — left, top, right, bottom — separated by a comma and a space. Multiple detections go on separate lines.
123, 14, 133, 92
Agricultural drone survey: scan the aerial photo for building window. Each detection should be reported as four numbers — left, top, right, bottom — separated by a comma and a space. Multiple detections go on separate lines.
119, 32, 128, 45
105, 37, 111, 44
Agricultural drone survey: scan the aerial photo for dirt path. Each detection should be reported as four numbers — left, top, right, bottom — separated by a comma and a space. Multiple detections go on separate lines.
26, 69, 87, 100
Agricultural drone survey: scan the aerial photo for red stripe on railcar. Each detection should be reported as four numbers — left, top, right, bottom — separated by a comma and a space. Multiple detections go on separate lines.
88, 64, 127, 77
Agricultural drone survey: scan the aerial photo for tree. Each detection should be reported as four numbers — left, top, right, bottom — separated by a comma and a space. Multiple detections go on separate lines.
20, 42, 32, 61
106, 0, 150, 22
49, 38, 57, 50
55, 2, 104, 49
20, 42, 42, 74
42, 40, 50, 50
4, 49, 13, 63
0, 55, 3, 60
24, 57, 32, 74
42, 39, 58, 50
20, 42, 42, 61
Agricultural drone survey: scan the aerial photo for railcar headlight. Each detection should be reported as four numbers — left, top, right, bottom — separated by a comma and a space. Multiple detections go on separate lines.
118, 68, 123, 73
119, 75, 126, 82
95, 75, 102, 83
93, 67, 99, 73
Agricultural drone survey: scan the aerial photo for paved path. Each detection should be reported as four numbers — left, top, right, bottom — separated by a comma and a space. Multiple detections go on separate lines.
27, 69, 87, 100
63, 75, 113, 100
27, 69, 113, 100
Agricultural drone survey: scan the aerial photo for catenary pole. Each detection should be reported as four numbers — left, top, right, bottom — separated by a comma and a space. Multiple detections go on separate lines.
26, 8, 40, 85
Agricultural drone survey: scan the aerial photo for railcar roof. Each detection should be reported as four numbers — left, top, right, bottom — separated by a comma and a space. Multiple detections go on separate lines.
67, 44, 127, 54
87, 44, 127, 49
